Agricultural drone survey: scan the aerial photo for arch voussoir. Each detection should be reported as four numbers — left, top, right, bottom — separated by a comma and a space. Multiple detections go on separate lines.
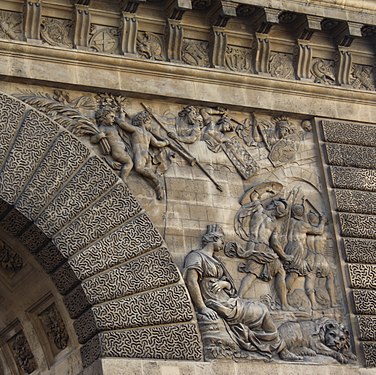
0, 91, 203, 367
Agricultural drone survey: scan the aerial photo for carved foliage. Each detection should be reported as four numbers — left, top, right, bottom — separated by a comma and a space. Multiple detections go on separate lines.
0, 111, 60, 204
0, 238, 23, 274
351, 64, 375, 91
182, 39, 210, 67
53, 183, 142, 257
36, 156, 117, 237
39, 304, 69, 350
81, 247, 180, 304
137, 31, 164, 60
311, 58, 336, 85
9, 332, 37, 374
69, 213, 163, 280
41, 17, 73, 47
225, 45, 252, 73
16, 131, 90, 220
0, 10, 22, 40
269, 52, 294, 79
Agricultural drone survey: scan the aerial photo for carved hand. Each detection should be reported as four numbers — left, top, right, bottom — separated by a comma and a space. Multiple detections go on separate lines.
199, 307, 219, 320
167, 131, 178, 140
211, 280, 231, 293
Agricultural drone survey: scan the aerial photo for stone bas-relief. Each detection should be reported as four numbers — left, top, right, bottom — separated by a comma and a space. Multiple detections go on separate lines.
17, 91, 309, 199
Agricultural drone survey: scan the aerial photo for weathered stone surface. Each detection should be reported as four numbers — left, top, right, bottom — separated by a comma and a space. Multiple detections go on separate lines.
330, 166, 376, 192
0, 208, 30, 236
19, 224, 50, 254
36, 242, 66, 273
344, 238, 376, 264
353, 290, 376, 315
362, 342, 376, 367
69, 213, 163, 280
358, 316, 376, 341
335, 189, 376, 215
322, 120, 376, 147
52, 262, 80, 295
0, 110, 60, 204
325, 143, 376, 170
15, 131, 89, 220
53, 183, 142, 257
81, 324, 202, 367
348, 264, 376, 289
0, 93, 26, 167
36, 156, 118, 237
81, 248, 180, 304
64, 285, 91, 319
339, 213, 376, 239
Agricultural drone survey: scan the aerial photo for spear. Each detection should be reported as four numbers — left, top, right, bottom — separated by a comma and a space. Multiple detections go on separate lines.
141, 103, 223, 192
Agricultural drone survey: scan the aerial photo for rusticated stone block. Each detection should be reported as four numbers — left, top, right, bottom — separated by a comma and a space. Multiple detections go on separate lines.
343, 238, 376, 264
36, 156, 117, 237
53, 183, 142, 257
16, 131, 89, 220
348, 264, 376, 289
335, 189, 376, 215
19, 224, 50, 254
81, 247, 180, 304
330, 166, 376, 192
339, 213, 376, 239
362, 342, 376, 367
321, 120, 376, 147
358, 316, 376, 341
64, 285, 91, 319
0, 93, 26, 166
353, 290, 376, 315
69, 213, 163, 279
0, 110, 60, 204
0, 208, 30, 236
51, 262, 80, 295
74, 285, 193, 344
36, 242, 66, 273
81, 323, 202, 367
325, 143, 376, 170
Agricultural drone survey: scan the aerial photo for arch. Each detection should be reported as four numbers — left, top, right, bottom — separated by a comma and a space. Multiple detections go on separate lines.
0, 92, 202, 367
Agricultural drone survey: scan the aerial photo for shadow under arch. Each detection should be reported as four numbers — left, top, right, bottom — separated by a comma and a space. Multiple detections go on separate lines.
0, 91, 202, 368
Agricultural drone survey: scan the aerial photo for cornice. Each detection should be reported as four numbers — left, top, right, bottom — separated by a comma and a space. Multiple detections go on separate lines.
0, 40, 374, 124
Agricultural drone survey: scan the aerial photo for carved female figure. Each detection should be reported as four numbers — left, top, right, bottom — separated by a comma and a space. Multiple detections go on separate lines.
183, 224, 300, 361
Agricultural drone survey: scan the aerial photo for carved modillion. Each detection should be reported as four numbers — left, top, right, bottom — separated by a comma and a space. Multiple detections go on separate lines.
296, 40, 313, 80
23, 0, 41, 42
337, 47, 352, 86
73, 4, 91, 49
121, 11, 138, 55
254, 33, 270, 75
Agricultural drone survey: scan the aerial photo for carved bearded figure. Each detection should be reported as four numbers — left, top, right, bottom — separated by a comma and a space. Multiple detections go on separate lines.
183, 224, 300, 361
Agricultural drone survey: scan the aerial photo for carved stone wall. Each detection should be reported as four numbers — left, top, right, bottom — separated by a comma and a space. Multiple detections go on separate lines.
318, 118, 376, 367
0, 91, 202, 370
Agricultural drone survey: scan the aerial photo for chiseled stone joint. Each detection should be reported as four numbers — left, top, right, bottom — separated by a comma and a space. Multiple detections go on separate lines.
23, 0, 42, 42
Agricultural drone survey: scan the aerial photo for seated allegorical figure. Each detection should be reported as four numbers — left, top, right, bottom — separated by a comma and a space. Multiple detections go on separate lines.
183, 224, 300, 361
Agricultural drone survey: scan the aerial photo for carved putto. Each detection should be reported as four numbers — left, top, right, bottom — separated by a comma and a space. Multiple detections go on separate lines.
10, 332, 37, 374
0, 239, 23, 275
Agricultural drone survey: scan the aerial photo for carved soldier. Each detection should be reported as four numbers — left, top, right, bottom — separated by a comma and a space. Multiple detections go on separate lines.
183, 224, 300, 361
284, 204, 328, 310
232, 198, 293, 311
